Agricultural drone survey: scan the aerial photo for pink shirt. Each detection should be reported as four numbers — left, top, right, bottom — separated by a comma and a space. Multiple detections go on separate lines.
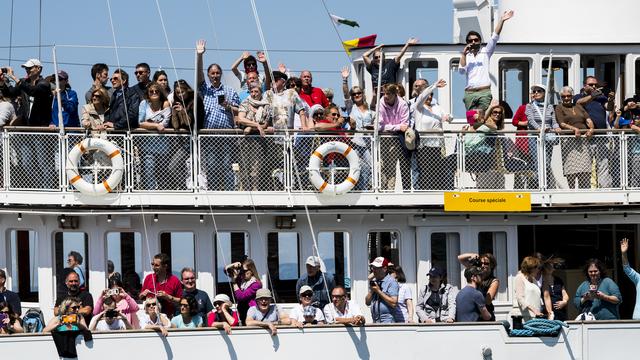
93, 293, 141, 329
378, 96, 409, 132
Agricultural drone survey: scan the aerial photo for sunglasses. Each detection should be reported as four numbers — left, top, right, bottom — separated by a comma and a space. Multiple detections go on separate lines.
467, 38, 480, 44
331, 294, 345, 299
149, 89, 160, 95
532, 89, 545, 94
111, 77, 121, 81
180, 303, 190, 308
330, 113, 339, 117
561, 95, 573, 99
0, 310, 9, 314
145, 303, 157, 308
351, 92, 362, 96
301, 292, 313, 298
135, 71, 147, 75
91, 93, 101, 98
214, 302, 225, 307
491, 111, 503, 116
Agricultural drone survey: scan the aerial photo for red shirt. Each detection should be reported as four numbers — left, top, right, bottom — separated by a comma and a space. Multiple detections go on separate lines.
299, 87, 329, 108
141, 273, 183, 317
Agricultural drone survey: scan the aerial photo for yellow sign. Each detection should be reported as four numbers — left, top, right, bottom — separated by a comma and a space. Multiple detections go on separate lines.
444, 192, 531, 212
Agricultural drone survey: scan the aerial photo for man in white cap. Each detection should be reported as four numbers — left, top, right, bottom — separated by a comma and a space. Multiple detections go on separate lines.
245, 288, 291, 336
289, 285, 325, 327
17, 58, 52, 126
365, 256, 400, 323
296, 255, 335, 309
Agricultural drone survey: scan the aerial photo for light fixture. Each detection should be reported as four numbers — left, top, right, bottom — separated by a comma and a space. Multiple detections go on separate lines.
60, 215, 66, 223
544, 214, 548, 221
199, 215, 204, 223
465, 214, 470, 222
336, 214, 342, 223
292, 214, 297, 223
107, 215, 112, 223
17, 213, 22, 221
153, 214, 159, 223
380, 214, 385, 222
422, 213, 426, 221
503, 215, 508, 222
584, 213, 588, 220
624, 212, 628, 218
247, 215, 252, 223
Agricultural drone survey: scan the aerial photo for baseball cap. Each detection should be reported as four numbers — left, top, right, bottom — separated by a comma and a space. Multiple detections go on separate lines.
21, 59, 42, 68
213, 293, 231, 305
369, 257, 389, 268
272, 70, 288, 82
57, 70, 69, 80
309, 104, 325, 117
428, 267, 444, 277
299, 285, 313, 295
305, 256, 321, 267
255, 288, 272, 299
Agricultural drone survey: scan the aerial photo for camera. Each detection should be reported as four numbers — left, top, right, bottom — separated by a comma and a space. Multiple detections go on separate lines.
217, 94, 226, 104
469, 43, 481, 52
589, 284, 597, 293
0, 68, 7, 74
369, 280, 377, 288
106, 288, 119, 297
105, 309, 118, 318
469, 256, 482, 268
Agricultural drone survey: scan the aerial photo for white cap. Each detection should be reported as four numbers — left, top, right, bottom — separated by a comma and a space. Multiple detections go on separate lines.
21, 59, 42, 68
299, 285, 313, 295
213, 293, 231, 305
369, 256, 389, 268
309, 104, 325, 117
305, 256, 321, 267
531, 84, 546, 92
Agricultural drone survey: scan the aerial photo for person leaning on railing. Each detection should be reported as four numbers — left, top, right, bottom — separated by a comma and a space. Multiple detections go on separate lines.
139, 298, 170, 337
81, 87, 112, 138
416, 267, 458, 324
0, 301, 23, 334
574, 258, 621, 320
613, 99, 640, 187
463, 104, 506, 189
510, 256, 543, 330
378, 83, 412, 190
50, 70, 80, 129
341, 66, 373, 190
245, 288, 292, 336
555, 86, 594, 189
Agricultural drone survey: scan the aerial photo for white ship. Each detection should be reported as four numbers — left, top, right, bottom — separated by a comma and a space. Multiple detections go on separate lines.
2, 0, 640, 359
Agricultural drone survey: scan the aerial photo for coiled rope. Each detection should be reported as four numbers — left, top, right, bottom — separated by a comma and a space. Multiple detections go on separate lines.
510, 319, 568, 337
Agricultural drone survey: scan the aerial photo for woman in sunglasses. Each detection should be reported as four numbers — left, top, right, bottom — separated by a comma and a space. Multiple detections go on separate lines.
511, 85, 561, 189
171, 295, 204, 329
43, 297, 88, 332
555, 86, 594, 189
226, 258, 261, 326
137, 81, 171, 190
139, 298, 170, 336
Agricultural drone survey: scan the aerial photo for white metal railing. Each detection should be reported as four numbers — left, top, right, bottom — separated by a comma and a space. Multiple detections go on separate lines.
0, 127, 636, 201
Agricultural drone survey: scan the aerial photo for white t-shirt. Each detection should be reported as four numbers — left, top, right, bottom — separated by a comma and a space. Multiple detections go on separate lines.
95, 319, 126, 331
323, 300, 363, 324
396, 283, 413, 322
139, 313, 170, 329
0, 101, 16, 127
288, 304, 325, 323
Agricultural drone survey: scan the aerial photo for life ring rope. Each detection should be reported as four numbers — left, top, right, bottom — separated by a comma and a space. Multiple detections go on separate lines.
66, 138, 124, 196
308, 141, 360, 195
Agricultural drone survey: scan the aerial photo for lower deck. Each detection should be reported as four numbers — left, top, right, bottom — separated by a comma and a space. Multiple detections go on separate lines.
2, 211, 639, 322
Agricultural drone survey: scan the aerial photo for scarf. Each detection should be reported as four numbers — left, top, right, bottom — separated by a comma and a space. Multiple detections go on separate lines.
239, 277, 257, 291
245, 96, 271, 125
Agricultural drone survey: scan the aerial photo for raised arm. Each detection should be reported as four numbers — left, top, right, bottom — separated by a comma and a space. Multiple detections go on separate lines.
258, 52, 272, 91
457, 253, 480, 268
494, 10, 514, 35
231, 52, 249, 80
415, 79, 446, 112
395, 37, 418, 64
341, 66, 350, 101
362, 44, 383, 67
196, 40, 206, 87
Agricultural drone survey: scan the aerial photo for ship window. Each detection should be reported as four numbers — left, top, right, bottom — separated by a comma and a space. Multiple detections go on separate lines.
54, 232, 89, 296
215, 232, 250, 296
499, 59, 530, 118
430, 232, 461, 288
159, 232, 195, 279
267, 232, 300, 303
542, 59, 570, 105
409, 60, 438, 99
635, 59, 640, 96
450, 59, 467, 121
478, 231, 508, 301
9, 230, 38, 303
106, 232, 143, 299
367, 231, 400, 267
318, 232, 350, 288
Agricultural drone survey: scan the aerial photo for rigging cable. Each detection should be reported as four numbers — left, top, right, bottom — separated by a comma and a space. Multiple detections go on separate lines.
318, 0, 353, 64
249, 0, 335, 318
105, 0, 157, 298
9, 0, 14, 66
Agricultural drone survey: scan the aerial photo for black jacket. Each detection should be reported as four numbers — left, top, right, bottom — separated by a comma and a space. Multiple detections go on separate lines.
18, 77, 53, 126
107, 87, 140, 130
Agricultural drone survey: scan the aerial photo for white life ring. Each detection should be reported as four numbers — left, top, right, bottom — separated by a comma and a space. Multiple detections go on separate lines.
308, 141, 360, 195
66, 138, 124, 196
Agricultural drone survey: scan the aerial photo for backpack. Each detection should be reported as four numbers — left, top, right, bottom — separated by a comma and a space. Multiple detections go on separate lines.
22, 308, 46, 333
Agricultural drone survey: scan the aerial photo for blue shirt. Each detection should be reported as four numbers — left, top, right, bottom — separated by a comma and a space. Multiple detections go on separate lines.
574, 93, 608, 129
455, 285, 486, 322
51, 88, 80, 127
370, 274, 400, 323
170, 314, 203, 329
623, 264, 640, 320
573, 277, 621, 320
200, 82, 240, 129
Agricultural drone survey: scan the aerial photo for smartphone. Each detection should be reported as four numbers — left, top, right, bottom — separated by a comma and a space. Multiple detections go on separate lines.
369, 280, 377, 288
469, 43, 481, 52
62, 314, 78, 324
217, 94, 225, 104
105, 309, 118, 318
589, 284, 597, 293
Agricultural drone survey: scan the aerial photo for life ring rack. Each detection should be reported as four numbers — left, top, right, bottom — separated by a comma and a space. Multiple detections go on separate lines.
66, 138, 124, 196
308, 141, 360, 195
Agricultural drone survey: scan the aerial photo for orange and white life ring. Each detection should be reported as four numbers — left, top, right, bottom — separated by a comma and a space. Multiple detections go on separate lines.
308, 141, 360, 195
66, 138, 124, 196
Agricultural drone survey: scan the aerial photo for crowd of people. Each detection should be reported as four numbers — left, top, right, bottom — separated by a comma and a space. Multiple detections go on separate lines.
3, 237, 640, 337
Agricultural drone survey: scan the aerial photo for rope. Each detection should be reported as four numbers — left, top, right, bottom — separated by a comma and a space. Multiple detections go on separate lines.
249, 0, 334, 317
510, 319, 568, 337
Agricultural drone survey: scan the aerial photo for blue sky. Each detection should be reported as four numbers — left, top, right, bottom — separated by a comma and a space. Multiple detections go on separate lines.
1, 0, 453, 100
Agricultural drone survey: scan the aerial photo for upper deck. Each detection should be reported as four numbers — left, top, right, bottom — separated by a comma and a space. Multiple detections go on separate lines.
2, 127, 640, 209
